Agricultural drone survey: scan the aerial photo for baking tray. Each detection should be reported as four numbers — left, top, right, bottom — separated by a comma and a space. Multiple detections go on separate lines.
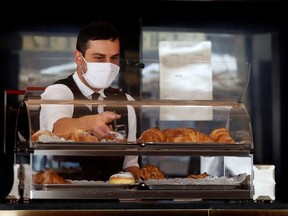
32, 174, 247, 192
142, 173, 247, 190
145, 184, 239, 190
33, 181, 138, 190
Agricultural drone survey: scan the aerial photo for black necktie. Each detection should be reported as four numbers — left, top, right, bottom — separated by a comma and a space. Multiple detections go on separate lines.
91, 92, 100, 113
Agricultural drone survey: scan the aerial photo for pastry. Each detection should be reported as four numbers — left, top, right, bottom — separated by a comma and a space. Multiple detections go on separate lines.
139, 164, 165, 180
187, 172, 209, 179
33, 169, 71, 184
185, 128, 214, 143
137, 127, 165, 142
68, 128, 99, 142
163, 128, 213, 143
170, 128, 200, 143
31, 130, 65, 142
210, 128, 235, 143
162, 128, 184, 142
108, 172, 135, 184
138, 127, 235, 144
100, 131, 127, 142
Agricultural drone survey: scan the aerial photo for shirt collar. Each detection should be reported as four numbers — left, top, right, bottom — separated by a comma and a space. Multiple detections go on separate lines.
73, 72, 107, 98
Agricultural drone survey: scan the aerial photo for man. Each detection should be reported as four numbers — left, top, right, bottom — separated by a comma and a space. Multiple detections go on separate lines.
39, 21, 139, 180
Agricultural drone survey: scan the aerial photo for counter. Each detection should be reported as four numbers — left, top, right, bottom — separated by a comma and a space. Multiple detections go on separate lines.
1, 201, 288, 216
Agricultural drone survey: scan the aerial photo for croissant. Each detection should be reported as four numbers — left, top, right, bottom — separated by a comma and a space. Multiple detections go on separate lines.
163, 128, 213, 143
33, 169, 71, 184
138, 127, 234, 144
192, 129, 215, 143
162, 128, 185, 142
210, 127, 235, 143
138, 127, 165, 142
139, 164, 165, 180
68, 128, 99, 142
200, 134, 216, 143
168, 128, 198, 143
187, 172, 209, 179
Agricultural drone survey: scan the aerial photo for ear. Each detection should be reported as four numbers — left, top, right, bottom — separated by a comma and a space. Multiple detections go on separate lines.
74, 50, 82, 63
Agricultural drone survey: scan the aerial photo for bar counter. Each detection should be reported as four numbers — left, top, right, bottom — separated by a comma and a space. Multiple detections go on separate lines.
1, 200, 288, 216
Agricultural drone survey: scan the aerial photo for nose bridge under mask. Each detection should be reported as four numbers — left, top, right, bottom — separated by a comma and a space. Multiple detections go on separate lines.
93, 62, 110, 71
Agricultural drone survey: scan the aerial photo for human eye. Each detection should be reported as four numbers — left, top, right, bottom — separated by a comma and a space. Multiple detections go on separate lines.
93, 56, 106, 62
111, 55, 120, 63
111, 56, 119, 60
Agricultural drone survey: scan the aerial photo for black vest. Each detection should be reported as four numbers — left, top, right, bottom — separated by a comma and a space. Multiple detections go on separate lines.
54, 74, 131, 181
54, 75, 130, 136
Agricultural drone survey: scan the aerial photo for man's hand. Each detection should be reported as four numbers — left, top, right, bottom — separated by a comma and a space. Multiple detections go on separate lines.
53, 111, 121, 139
89, 111, 121, 137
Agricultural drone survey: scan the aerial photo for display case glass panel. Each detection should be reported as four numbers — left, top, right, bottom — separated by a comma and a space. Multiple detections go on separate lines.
15, 58, 253, 200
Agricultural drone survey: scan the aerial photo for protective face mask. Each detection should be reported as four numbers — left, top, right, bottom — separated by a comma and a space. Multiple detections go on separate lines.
81, 56, 120, 89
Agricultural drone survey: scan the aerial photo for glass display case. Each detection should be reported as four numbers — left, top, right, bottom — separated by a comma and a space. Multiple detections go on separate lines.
14, 58, 254, 201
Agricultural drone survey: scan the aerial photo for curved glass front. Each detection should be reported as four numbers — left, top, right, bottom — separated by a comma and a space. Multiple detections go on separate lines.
21, 58, 253, 147
24, 58, 250, 101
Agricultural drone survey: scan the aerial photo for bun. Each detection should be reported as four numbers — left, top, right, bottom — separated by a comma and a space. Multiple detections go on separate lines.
138, 127, 165, 142
210, 128, 235, 143
139, 164, 165, 180
100, 131, 127, 142
68, 128, 99, 142
108, 172, 135, 184
31, 130, 64, 142
33, 169, 71, 184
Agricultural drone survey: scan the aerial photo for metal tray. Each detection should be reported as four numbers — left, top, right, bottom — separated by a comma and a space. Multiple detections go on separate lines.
145, 183, 239, 190
33, 182, 138, 190
142, 173, 247, 190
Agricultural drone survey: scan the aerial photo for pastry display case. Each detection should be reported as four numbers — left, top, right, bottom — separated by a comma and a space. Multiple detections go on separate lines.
13, 58, 254, 201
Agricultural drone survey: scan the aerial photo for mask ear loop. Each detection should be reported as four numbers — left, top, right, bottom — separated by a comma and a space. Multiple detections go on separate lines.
80, 65, 85, 77
80, 54, 88, 64
79, 53, 87, 77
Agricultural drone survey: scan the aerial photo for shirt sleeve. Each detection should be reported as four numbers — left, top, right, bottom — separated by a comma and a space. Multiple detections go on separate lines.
39, 84, 74, 131
123, 93, 139, 168
123, 156, 139, 169
125, 93, 137, 142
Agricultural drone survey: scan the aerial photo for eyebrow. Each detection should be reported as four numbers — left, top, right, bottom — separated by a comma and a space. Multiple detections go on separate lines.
91, 53, 120, 58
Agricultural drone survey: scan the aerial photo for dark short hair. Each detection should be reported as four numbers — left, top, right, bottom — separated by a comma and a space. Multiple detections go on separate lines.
76, 21, 119, 56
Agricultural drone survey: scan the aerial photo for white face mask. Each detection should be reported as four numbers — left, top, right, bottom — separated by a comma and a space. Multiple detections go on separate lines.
81, 56, 120, 89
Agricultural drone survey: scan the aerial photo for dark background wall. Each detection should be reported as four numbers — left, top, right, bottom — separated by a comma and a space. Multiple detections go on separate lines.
1, 0, 287, 202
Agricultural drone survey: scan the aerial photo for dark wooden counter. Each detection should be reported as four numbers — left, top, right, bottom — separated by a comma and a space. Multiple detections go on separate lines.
1, 200, 288, 216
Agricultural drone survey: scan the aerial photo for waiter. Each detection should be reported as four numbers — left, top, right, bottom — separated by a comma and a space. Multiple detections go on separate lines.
39, 21, 140, 180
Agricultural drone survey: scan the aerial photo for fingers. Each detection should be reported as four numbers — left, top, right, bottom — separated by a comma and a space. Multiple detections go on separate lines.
91, 124, 112, 137
100, 111, 121, 123
90, 111, 121, 137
